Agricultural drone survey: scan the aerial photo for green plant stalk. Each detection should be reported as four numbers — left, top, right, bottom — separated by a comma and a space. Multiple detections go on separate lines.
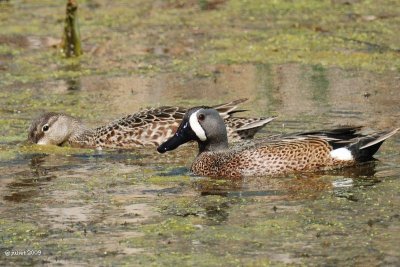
61, 0, 82, 57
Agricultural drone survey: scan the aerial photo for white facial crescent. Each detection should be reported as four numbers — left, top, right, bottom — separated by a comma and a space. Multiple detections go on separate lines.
189, 110, 207, 141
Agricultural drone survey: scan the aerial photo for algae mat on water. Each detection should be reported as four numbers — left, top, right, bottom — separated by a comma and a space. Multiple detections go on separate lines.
0, 0, 400, 266
0, 0, 399, 87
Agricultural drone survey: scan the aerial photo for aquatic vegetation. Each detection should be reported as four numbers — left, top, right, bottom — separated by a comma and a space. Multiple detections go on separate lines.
60, 0, 83, 57
0, 1, 400, 266
1, 0, 399, 86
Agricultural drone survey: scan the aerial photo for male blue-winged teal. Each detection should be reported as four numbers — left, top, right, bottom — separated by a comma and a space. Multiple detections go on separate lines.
157, 107, 399, 178
28, 99, 274, 149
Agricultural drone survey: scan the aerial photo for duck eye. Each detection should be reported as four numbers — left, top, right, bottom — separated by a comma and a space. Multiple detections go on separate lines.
42, 124, 49, 132
198, 113, 205, 121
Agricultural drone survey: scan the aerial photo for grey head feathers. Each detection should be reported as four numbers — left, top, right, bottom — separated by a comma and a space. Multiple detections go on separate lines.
157, 107, 229, 153
192, 108, 229, 152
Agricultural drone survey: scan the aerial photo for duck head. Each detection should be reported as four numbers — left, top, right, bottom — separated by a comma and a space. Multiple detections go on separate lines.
157, 107, 229, 153
28, 112, 86, 146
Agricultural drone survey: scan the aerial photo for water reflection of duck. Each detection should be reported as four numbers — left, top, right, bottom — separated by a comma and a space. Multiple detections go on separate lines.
28, 99, 274, 149
157, 107, 399, 179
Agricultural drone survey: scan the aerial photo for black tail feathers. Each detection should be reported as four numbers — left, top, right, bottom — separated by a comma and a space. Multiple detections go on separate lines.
348, 128, 399, 162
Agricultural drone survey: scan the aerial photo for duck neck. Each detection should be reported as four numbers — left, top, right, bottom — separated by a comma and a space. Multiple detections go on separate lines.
198, 135, 229, 153
67, 119, 95, 147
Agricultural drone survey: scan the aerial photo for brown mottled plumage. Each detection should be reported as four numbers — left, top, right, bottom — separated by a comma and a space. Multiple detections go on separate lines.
157, 107, 398, 179
28, 99, 274, 149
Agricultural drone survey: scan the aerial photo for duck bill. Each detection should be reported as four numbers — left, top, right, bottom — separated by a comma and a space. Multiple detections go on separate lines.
157, 121, 197, 153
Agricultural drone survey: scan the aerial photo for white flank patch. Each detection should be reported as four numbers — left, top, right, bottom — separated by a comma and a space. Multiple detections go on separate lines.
330, 147, 353, 161
189, 111, 207, 141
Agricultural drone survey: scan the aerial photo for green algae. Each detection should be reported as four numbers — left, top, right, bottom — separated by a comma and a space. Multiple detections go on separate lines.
158, 194, 241, 219
1, 0, 399, 87
0, 219, 45, 248
1, 1, 400, 266
1, 148, 400, 265
123, 195, 303, 265
0, 85, 104, 162
120, 178, 399, 265
146, 175, 191, 186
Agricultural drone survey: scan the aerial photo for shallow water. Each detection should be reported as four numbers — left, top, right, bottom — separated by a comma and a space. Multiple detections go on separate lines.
1, 1, 400, 266
1, 64, 399, 266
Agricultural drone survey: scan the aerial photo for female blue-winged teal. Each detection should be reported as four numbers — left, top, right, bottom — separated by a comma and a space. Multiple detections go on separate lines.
28, 99, 274, 149
157, 107, 399, 178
